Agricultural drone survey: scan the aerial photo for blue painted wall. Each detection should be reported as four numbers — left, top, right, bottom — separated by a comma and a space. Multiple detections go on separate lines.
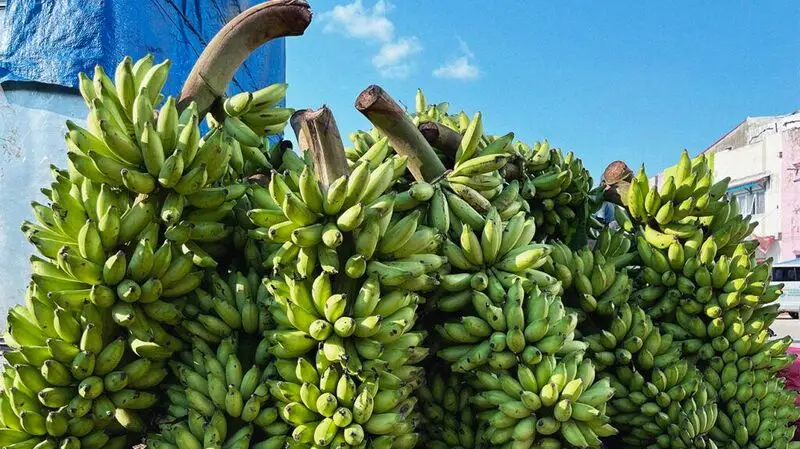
0, 0, 285, 95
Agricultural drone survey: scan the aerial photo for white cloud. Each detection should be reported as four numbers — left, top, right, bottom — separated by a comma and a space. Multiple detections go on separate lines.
434, 56, 480, 80
434, 38, 480, 80
457, 36, 474, 59
321, 1, 421, 78
372, 37, 422, 78
321, 0, 395, 42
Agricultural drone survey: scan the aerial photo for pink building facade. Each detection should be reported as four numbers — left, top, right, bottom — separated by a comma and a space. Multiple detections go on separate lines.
780, 127, 800, 262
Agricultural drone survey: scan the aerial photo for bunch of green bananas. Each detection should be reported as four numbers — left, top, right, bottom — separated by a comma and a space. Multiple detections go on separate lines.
582, 304, 677, 373
606, 362, 718, 449
468, 351, 615, 448
662, 302, 790, 363
176, 269, 272, 346
22, 165, 207, 315
147, 269, 290, 449
218, 85, 294, 146
709, 377, 800, 449
3, 51, 293, 449
408, 91, 523, 235
632, 234, 774, 321
349, 92, 529, 279
625, 153, 758, 319
75, 55, 291, 186
243, 156, 431, 280
264, 273, 427, 376
625, 152, 735, 235
512, 141, 596, 244
0, 285, 165, 449
416, 368, 476, 449
21, 53, 293, 332
546, 235, 634, 318
436, 122, 520, 224
434, 207, 558, 312
621, 151, 800, 447
267, 355, 420, 449
436, 280, 586, 373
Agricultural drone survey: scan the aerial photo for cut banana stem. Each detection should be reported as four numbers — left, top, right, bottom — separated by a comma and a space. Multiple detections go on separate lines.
418, 120, 462, 159
356, 85, 446, 182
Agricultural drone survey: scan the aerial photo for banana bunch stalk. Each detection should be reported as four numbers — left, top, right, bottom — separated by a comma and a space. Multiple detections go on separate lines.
606, 362, 718, 449
264, 274, 428, 375
467, 351, 615, 448
436, 280, 586, 373
416, 368, 476, 449
350, 89, 511, 173
387, 90, 523, 237
709, 377, 800, 449
267, 355, 420, 449
512, 141, 596, 244
0, 284, 165, 449
244, 154, 427, 280
546, 235, 634, 319
434, 208, 558, 313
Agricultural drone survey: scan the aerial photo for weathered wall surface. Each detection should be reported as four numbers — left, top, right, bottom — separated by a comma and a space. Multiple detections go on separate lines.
781, 127, 800, 262
0, 87, 85, 328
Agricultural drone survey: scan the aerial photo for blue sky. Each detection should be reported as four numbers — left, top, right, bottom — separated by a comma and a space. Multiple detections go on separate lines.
286, 1, 800, 180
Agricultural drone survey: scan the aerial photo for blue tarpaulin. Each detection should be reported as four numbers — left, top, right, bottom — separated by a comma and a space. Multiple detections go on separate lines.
0, 0, 285, 97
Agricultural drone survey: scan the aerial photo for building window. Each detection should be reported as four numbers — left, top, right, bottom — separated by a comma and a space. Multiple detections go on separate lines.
730, 184, 766, 215
773, 266, 798, 282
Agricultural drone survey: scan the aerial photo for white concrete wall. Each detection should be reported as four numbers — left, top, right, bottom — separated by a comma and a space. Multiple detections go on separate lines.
712, 135, 782, 239
763, 132, 784, 240
0, 86, 85, 329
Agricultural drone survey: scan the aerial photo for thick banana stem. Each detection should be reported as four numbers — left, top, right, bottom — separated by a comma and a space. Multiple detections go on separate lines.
290, 106, 350, 188
601, 160, 634, 206
178, 0, 312, 116
355, 85, 446, 182
500, 162, 523, 181
418, 121, 462, 158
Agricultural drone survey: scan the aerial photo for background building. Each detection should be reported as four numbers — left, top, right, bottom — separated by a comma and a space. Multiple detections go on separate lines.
0, 0, 285, 327
651, 112, 800, 263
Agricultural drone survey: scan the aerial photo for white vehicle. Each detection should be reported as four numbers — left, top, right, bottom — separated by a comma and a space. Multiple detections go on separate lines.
772, 259, 800, 318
